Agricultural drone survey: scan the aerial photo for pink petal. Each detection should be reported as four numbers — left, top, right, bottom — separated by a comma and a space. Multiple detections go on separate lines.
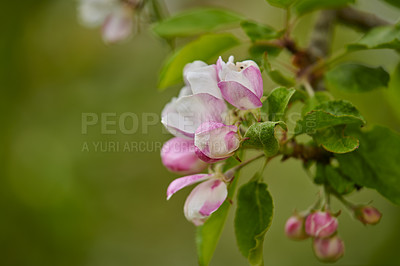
166, 174, 211, 200
194, 121, 239, 160
161, 137, 208, 175
243, 65, 263, 98
102, 5, 133, 44
218, 80, 263, 110
194, 147, 226, 164
184, 179, 228, 226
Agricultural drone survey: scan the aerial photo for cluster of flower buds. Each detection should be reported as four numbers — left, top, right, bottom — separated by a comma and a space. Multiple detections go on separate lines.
78, 0, 142, 43
161, 56, 263, 225
285, 210, 343, 262
285, 203, 382, 262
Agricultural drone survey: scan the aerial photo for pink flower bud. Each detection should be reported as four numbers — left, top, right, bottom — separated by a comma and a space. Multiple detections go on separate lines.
161, 137, 207, 174
313, 236, 345, 262
305, 211, 338, 238
284, 215, 309, 240
194, 122, 240, 163
355, 206, 382, 225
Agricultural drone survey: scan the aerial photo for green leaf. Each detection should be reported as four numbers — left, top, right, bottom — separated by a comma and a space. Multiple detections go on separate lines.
265, 0, 296, 8
159, 34, 240, 89
386, 63, 400, 120
295, 100, 365, 135
235, 178, 273, 265
301, 91, 333, 116
241, 21, 283, 42
263, 87, 296, 121
313, 125, 359, 153
249, 44, 282, 66
262, 53, 295, 87
336, 126, 400, 205
244, 121, 287, 156
293, 0, 355, 15
196, 156, 241, 266
325, 63, 390, 93
347, 24, 400, 51
153, 8, 243, 38
382, 0, 400, 9
315, 163, 355, 195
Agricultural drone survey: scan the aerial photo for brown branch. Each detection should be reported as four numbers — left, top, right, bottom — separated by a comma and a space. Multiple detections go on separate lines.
336, 7, 390, 32
303, 10, 337, 91
281, 139, 332, 164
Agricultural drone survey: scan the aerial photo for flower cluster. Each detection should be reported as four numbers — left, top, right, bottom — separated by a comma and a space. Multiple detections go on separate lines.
161, 56, 263, 225
78, 0, 142, 43
285, 204, 381, 262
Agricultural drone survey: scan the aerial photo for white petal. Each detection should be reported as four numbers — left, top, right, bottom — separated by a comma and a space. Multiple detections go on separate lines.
184, 179, 228, 226
186, 65, 222, 99
78, 0, 116, 28
161, 93, 227, 139
178, 86, 193, 98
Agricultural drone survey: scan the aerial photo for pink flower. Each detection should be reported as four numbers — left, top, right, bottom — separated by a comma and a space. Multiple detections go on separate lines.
313, 236, 345, 262
78, 0, 138, 43
217, 56, 263, 110
284, 215, 309, 240
194, 122, 240, 163
161, 137, 207, 175
354, 205, 382, 225
305, 211, 338, 238
102, 5, 134, 44
167, 174, 227, 226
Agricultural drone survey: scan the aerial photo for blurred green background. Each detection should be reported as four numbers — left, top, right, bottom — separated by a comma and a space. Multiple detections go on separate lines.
1, 0, 400, 265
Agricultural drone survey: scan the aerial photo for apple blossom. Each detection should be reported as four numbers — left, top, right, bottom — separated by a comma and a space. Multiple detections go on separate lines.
305, 211, 338, 238
167, 173, 228, 226
194, 121, 240, 163
78, 0, 139, 43
217, 56, 263, 110
285, 214, 309, 240
313, 236, 345, 262
161, 137, 207, 174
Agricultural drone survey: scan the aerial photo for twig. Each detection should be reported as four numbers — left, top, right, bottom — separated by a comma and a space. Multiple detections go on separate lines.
224, 153, 265, 181
308, 10, 337, 62
336, 7, 390, 32
305, 10, 337, 92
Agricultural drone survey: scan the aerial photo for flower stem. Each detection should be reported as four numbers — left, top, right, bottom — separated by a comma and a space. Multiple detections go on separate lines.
224, 153, 265, 181
303, 80, 315, 97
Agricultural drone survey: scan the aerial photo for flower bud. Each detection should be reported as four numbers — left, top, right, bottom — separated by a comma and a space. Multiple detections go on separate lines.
305, 211, 338, 238
194, 122, 240, 163
161, 137, 207, 174
313, 236, 344, 262
354, 205, 382, 225
284, 215, 309, 240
